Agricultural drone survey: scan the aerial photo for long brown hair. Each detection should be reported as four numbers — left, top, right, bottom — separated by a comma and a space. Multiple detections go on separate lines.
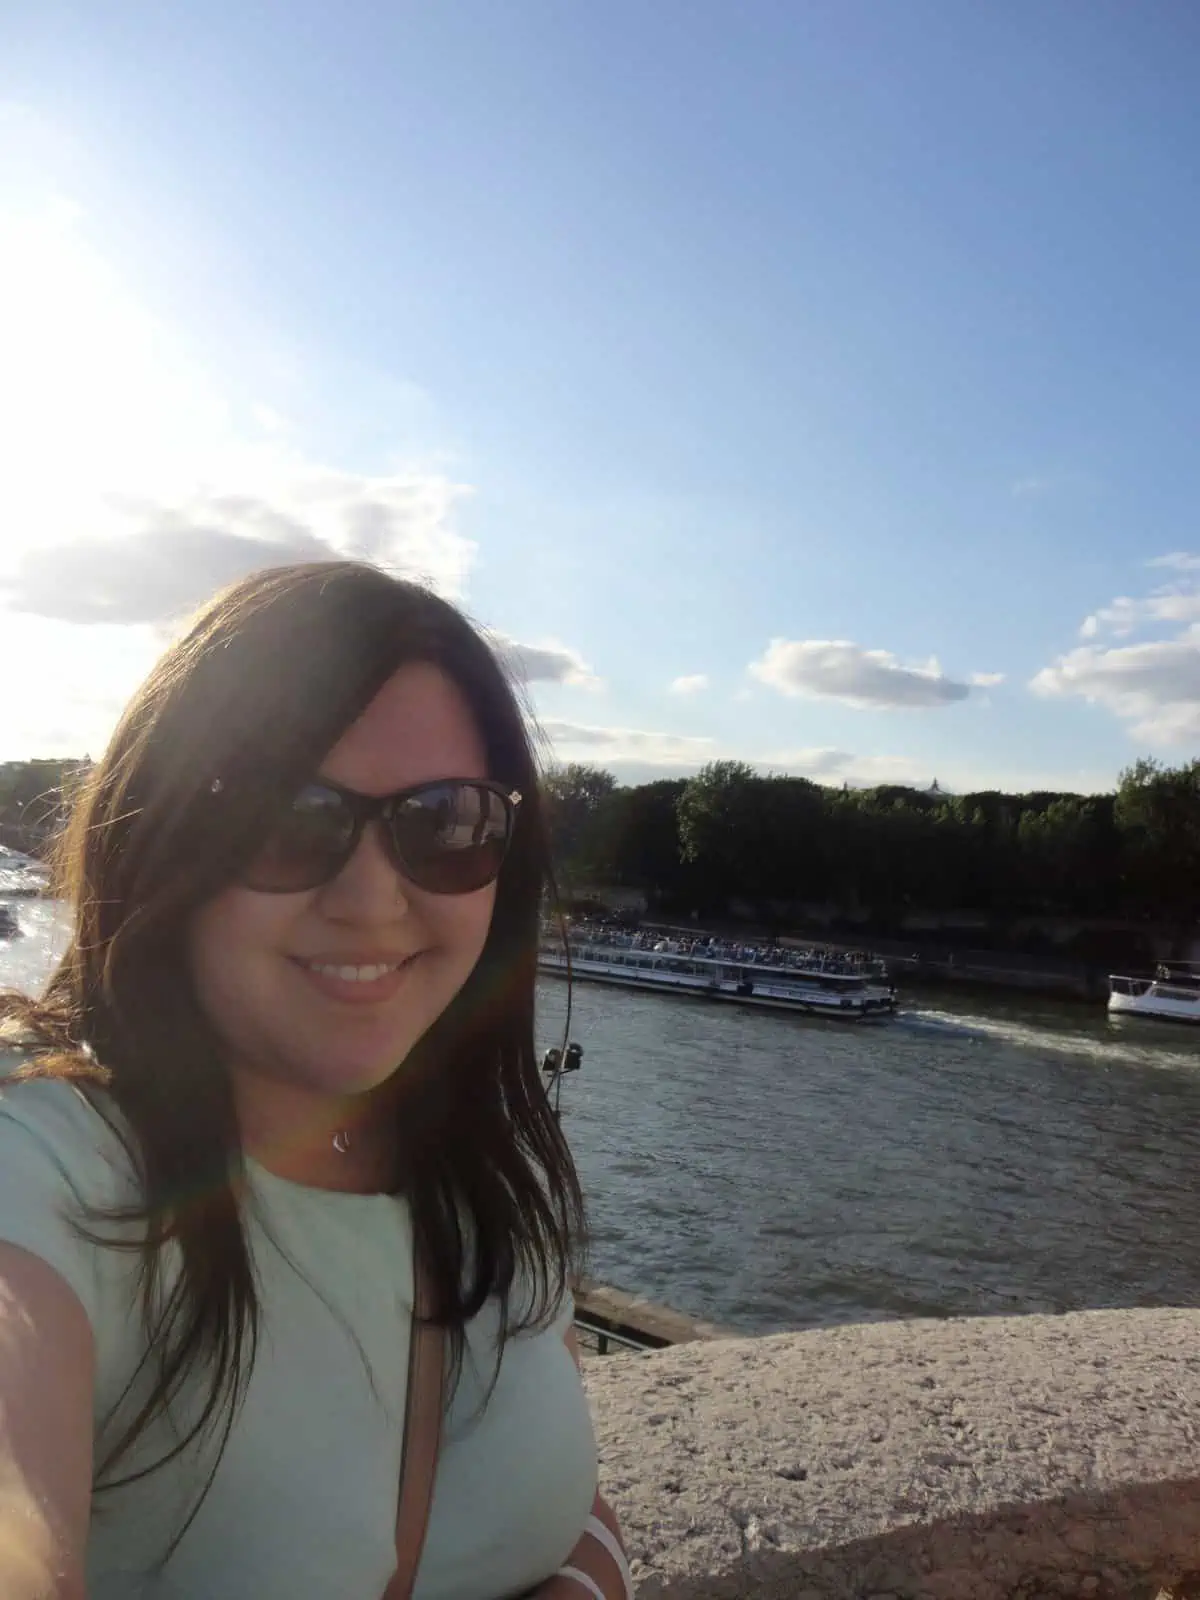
1, 561, 584, 1519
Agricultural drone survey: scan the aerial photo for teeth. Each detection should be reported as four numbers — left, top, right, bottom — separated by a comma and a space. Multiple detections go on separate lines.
308, 962, 401, 983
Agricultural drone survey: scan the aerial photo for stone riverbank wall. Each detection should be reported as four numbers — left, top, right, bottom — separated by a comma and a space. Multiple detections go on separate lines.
582, 1307, 1200, 1600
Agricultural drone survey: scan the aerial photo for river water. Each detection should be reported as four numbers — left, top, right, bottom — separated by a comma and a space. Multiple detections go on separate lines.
4, 900, 1200, 1337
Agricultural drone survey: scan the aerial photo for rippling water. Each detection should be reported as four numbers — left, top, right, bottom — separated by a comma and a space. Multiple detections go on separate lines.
538, 967, 1200, 1335
5, 900, 1200, 1336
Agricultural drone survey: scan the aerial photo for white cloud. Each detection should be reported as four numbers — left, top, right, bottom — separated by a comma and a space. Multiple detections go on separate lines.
761, 747, 1106, 792
0, 470, 478, 756
1044, 560, 1200, 745
969, 672, 1005, 688
532, 730, 1114, 795
538, 719, 716, 766
1148, 552, 1200, 572
776, 748, 1115, 794
2, 473, 476, 626
1078, 589, 1200, 640
668, 674, 709, 696
764, 747, 935, 786
1031, 636, 1200, 747
491, 636, 602, 690
748, 638, 971, 710
1078, 556, 1200, 640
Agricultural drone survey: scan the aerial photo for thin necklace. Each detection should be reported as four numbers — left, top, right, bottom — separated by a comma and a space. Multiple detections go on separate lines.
332, 1129, 352, 1154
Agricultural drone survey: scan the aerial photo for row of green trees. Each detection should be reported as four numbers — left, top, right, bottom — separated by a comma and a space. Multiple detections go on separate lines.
3, 753, 1196, 943
543, 757, 1200, 935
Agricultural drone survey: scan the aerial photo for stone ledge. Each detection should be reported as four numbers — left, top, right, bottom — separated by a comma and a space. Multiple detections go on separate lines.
582, 1308, 1200, 1599
576, 1278, 736, 1348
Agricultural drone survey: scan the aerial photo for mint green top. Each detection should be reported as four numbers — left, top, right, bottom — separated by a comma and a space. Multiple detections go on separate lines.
0, 1057, 598, 1599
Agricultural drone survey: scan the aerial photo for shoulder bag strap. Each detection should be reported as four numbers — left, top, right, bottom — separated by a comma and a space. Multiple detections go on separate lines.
381, 1255, 447, 1600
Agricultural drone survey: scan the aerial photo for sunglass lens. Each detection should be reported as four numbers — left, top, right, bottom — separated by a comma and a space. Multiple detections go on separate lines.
389, 782, 511, 893
243, 784, 358, 892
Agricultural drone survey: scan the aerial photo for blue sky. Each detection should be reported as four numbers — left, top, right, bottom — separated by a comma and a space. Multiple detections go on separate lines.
2, 1, 1199, 792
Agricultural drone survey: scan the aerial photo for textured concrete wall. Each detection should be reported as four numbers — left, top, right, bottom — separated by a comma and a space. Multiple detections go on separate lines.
583, 1308, 1200, 1600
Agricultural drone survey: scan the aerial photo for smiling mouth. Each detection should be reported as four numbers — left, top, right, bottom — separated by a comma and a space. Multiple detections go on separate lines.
304, 961, 402, 983
293, 953, 422, 986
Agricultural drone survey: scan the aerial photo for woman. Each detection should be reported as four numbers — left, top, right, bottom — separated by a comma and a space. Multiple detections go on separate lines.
0, 562, 632, 1600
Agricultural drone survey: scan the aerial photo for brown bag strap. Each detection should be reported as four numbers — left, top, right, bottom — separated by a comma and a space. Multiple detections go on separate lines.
381, 1257, 447, 1600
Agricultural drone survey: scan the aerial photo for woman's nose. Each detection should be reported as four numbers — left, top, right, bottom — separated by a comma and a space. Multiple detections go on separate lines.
315, 821, 411, 921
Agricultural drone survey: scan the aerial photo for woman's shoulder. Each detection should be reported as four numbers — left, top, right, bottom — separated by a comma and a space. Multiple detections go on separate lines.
0, 1044, 136, 1191
0, 1042, 141, 1331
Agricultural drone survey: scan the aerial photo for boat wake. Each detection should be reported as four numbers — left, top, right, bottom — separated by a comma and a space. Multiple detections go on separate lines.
895, 1009, 991, 1042
899, 1004, 1200, 1072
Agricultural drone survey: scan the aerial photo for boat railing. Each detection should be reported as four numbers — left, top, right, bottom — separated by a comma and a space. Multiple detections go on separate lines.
1109, 975, 1154, 998
548, 941, 885, 992
1111, 971, 1200, 999
544, 923, 892, 977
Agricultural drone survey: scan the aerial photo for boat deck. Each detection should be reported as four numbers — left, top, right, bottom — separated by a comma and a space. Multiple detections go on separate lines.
540, 942, 895, 1019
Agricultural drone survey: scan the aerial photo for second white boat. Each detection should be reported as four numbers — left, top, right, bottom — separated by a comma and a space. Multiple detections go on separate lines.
1109, 965, 1200, 1025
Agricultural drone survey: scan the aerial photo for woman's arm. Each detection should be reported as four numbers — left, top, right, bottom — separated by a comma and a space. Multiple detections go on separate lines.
0, 1243, 94, 1600
533, 1329, 632, 1600
534, 1491, 629, 1600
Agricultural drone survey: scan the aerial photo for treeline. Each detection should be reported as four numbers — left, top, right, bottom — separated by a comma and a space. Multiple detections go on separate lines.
3, 755, 1196, 952
544, 757, 1200, 947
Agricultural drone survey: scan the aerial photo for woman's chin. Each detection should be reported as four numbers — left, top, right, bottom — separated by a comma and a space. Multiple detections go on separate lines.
293, 1043, 417, 1100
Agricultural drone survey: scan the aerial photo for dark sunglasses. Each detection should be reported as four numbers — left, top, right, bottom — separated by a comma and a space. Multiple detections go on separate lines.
232, 777, 522, 895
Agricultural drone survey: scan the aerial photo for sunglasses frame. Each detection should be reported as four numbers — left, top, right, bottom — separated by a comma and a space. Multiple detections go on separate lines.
234, 775, 523, 895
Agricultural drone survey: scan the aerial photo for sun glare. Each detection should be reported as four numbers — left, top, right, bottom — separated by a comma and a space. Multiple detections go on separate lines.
0, 202, 260, 756
0, 203, 239, 566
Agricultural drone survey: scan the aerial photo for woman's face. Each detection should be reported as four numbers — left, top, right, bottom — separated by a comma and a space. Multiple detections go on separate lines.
188, 661, 499, 1106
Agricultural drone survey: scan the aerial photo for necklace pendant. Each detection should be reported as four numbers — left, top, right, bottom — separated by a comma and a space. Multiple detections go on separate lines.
332, 1129, 352, 1154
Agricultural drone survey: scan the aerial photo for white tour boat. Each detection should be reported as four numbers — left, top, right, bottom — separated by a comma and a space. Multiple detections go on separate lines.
538, 940, 895, 1020
1108, 964, 1200, 1025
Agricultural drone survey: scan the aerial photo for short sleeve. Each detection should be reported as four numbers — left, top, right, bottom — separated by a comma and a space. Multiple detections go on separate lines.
0, 1054, 133, 1332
